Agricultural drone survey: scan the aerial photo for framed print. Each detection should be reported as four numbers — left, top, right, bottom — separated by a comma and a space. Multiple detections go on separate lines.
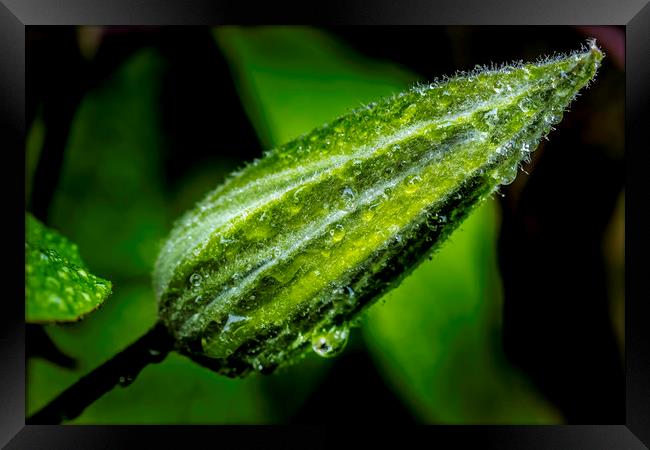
1, 0, 649, 448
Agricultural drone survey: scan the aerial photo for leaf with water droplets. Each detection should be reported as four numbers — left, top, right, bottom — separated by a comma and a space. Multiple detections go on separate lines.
154, 41, 603, 377
25, 212, 112, 323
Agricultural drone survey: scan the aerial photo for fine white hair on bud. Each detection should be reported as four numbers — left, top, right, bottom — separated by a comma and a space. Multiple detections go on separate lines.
153, 41, 603, 377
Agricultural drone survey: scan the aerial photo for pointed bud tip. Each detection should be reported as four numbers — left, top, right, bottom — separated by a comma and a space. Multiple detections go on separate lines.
584, 38, 605, 65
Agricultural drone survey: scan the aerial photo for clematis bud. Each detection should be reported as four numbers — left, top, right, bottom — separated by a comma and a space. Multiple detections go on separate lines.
153, 41, 602, 377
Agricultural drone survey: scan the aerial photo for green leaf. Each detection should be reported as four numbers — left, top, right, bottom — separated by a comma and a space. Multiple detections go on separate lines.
363, 200, 561, 423
25, 212, 112, 323
154, 40, 602, 377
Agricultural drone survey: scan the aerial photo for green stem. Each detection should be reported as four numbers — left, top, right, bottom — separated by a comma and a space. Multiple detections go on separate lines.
26, 321, 175, 424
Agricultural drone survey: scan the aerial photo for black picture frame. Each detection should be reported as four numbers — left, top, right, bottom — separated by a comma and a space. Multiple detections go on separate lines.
2, 1, 648, 448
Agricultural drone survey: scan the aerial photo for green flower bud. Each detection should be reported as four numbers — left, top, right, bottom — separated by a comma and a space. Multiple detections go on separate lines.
153, 42, 602, 377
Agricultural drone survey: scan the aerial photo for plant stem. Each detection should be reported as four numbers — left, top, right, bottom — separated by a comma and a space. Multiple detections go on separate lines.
26, 321, 175, 424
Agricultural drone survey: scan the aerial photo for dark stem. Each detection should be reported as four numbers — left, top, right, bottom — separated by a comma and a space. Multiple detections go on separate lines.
26, 321, 175, 424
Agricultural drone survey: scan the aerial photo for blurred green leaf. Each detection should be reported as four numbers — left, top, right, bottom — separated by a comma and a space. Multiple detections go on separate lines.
25, 212, 112, 323
48, 49, 170, 280
214, 26, 415, 147
363, 199, 561, 423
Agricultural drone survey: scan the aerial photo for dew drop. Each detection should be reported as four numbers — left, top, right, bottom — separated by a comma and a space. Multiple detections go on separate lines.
118, 375, 134, 387
189, 273, 202, 287
342, 186, 356, 202
388, 224, 400, 234
329, 224, 345, 243
544, 111, 563, 125
404, 175, 422, 194
311, 326, 350, 358
483, 108, 499, 127
401, 103, 417, 123
219, 235, 234, 245
496, 164, 518, 186
518, 98, 533, 113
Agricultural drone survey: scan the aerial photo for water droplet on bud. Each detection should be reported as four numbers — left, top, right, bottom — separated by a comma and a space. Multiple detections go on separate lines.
118, 375, 134, 387
189, 273, 202, 287
311, 326, 350, 358
404, 175, 422, 194
329, 224, 345, 243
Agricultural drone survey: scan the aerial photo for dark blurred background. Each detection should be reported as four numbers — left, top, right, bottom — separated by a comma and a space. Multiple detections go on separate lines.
25, 26, 624, 424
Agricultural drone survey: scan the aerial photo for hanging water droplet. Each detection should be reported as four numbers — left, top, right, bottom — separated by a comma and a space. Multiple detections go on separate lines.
311, 326, 350, 358
189, 273, 202, 287
148, 348, 161, 357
